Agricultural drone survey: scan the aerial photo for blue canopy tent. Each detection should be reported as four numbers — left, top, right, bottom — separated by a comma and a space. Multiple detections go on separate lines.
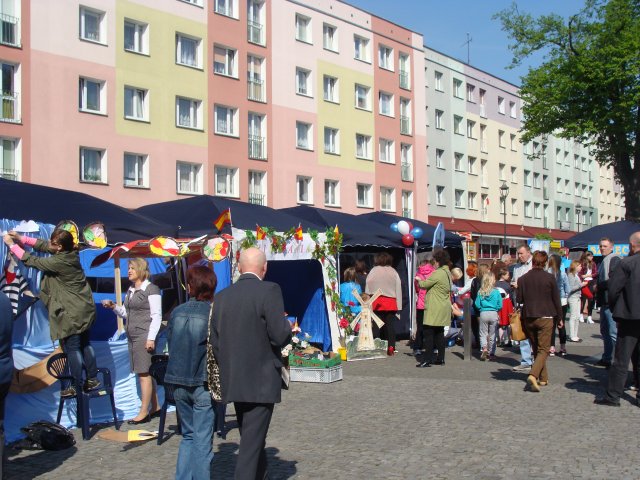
0, 178, 172, 243
565, 220, 640, 250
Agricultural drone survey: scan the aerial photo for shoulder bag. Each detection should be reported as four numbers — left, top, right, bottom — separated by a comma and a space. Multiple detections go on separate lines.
509, 308, 527, 342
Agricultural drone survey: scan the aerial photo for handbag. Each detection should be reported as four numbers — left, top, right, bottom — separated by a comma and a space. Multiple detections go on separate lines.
509, 308, 527, 341
206, 302, 222, 402
581, 285, 594, 299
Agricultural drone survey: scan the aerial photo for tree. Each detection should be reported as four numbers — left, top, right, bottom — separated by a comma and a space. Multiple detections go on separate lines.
495, 0, 640, 221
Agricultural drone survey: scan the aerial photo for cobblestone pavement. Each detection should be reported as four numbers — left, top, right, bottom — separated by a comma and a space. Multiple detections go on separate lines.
6, 318, 639, 480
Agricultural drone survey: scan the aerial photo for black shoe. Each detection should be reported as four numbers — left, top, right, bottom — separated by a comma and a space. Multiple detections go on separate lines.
593, 397, 620, 407
60, 386, 77, 398
416, 361, 432, 368
434, 360, 445, 366
596, 359, 612, 368
127, 414, 151, 425
149, 409, 162, 419
83, 378, 101, 392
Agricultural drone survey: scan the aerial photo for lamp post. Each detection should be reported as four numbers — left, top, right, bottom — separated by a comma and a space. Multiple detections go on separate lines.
576, 203, 581, 233
499, 181, 509, 256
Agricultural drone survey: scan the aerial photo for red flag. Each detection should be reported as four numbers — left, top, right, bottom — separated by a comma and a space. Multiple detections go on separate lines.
256, 224, 266, 240
294, 224, 303, 241
213, 209, 231, 231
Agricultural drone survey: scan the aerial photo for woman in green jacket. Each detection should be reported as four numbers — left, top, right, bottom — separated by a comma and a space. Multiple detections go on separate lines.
3, 229, 99, 397
416, 249, 453, 368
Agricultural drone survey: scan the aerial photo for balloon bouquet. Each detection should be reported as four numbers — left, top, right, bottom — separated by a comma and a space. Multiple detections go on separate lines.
390, 220, 424, 246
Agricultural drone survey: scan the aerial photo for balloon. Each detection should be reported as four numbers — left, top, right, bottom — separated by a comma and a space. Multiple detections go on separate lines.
411, 227, 424, 239
397, 220, 410, 235
401, 234, 415, 246
407, 222, 414, 231
390, 222, 399, 233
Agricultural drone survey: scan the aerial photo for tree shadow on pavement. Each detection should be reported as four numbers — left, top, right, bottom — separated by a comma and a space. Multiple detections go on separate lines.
212, 442, 297, 479
5, 445, 77, 479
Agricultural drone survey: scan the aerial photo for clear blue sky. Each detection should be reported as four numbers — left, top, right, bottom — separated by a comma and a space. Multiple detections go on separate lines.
346, 0, 587, 86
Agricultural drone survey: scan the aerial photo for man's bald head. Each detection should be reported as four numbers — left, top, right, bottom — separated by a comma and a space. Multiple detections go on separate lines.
239, 247, 268, 278
630, 232, 640, 254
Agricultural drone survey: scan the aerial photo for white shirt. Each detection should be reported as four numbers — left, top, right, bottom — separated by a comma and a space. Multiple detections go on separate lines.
113, 279, 162, 341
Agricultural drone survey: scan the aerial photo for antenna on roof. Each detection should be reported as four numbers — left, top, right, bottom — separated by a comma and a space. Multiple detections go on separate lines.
461, 33, 472, 64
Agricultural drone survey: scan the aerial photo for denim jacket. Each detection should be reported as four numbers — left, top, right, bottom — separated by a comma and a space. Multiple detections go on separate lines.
548, 269, 570, 299
165, 299, 211, 387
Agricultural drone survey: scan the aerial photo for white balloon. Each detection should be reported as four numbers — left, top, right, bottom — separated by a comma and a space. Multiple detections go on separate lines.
397, 220, 410, 235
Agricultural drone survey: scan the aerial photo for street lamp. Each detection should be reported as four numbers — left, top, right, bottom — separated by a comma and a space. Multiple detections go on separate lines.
499, 181, 510, 256
576, 203, 581, 233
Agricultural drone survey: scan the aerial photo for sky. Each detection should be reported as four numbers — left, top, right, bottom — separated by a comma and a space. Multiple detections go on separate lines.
346, 0, 588, 86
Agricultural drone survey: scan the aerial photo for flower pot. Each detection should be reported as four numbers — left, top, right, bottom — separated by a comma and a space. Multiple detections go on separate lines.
338, 347, 347, 361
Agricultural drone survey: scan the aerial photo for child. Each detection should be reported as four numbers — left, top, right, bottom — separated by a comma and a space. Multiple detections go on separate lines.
567, 260, 587, 342
474, 272, 503, 361
340, 267, 362, 316
414, 259, 435, 355
495, 268, 513, 347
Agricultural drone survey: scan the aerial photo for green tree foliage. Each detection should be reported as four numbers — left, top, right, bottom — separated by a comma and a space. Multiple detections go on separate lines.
495, 0, 640, 221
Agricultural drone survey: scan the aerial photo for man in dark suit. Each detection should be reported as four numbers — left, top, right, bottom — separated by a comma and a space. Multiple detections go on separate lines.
0, 291, 13, 478
211, 247, 291, 480
595, 232, 640, 407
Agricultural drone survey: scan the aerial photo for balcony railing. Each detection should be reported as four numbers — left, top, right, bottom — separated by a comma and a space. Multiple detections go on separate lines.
1, 13, 20, 46
401, 161, 413, 182
0, 168, 19, 180
399, 71, 409, 89
247, 20, 263, 45
1, 91, 20, 123
248, 135, 266, 160
400, 116, 411, 135
402, 208, 412, 218
248, 192, 265, 205
247, 78, 265, 102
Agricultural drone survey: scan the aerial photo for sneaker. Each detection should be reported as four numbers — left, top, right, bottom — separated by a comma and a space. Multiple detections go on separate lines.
570, 337, 582, 343
579, 315, 585, 323
61, 386, 77, 398
512, 364, 531, 372
587, 316, 594, 324
84, 378, 101, 391
549, 346, 556, 357
560, 348, 567, 357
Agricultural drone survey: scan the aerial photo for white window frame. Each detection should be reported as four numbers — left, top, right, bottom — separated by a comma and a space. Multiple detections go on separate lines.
79, 6, 106, 44
510, 133, 517, 151
524, 201, 532, 217
355, 133, 372, 160
498, 96, 505, 114
436, 186, 445, 206
214, 0, 238, 19
511, 166, 518, 184
435, 149, 444, 169
533, 172, 541, 189
0, 136, 21, 181
357, 183, 372, 208
534, 202, 541, 219
176, 96, 202, 130
214, 104, 238, 137
124, 19, 148, 55
354, 35, 370, 62
468, 156, 477, 175
511, 198, 518, 215
468, 191, 477, 210
378, 44, 393, 71
248, 170, 266, 204
509, 101, 517, 118
454, 189, 465, 208
454, 153, 464, 172
400, 97, 411, 134
296, 175, 313, 203
434, 71, 443, 91
523, 170, 531, 187
453, 78, 463, 98
323, 23, 337, 52
355, 84, 371, 110
498, 130, 505, 148
213, 44, 237, 77
79, 77, 106, 114
399, 53, 410, 89
435, 109, 444, 130
176, 161, 202, 195
124, 86, 148, 121
296, 121, 313, 150
379, 138, 394, 164
453, 115, 463, 135
379, 91, 393, 116
215, 165, 239, 197
466, 119, 476, 139
247, 54, 266, 102
176, 33, 203, 69
324, 179, 340, 207
295, 67, 312, 97
380, 186, 395, 212
295, 14, 311, 44
499, 163, 506, 181
80, 147, 107, 184
466, 84, 475, 102
324, 127, 339, 154
123, 152, 148, 188
323, 75, 338, 103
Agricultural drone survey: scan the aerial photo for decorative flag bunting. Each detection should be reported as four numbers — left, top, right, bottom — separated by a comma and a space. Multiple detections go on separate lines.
256, 224, 266, 240
213, 209, 232, 231
294, 224, 303, 241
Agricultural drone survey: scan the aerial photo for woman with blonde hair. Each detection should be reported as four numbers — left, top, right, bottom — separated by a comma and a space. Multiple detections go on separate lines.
567, 260, 588, 342
103, 258, 161, 423
474, 272, 503, 360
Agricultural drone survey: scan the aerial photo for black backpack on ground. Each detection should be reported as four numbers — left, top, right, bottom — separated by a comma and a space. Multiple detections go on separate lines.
20, 420, 76, 450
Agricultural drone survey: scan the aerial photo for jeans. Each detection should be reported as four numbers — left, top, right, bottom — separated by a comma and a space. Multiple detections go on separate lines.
525, 317, 554, 383
479, 311, 498, 355
61, 330, 97, 387
600, 306, 618, 363
519, 339, 533, 366
604, 321, 640, 403
174, 385, 215, 480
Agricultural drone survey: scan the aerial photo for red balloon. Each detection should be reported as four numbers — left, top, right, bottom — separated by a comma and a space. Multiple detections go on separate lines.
402, 234, 415, 246
407, 222, 414, 231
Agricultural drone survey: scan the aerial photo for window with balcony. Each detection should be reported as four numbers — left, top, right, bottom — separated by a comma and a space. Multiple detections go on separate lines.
296, 122, 312, 150
80, 6, 105, 44
354, 35, 370, 62
435, 148, 444, 169
0, 136, 20, 180
80, 147, 107, 184
401, 190, 413, 218
435, 109, 444, 130
379, 138, 394, 164
356, 134, 372, 160
379, 91, 393, 116
453, 115, 463, 135
176, 33, 202, 69
378, 45, 393, 71
1, 62, 19, 123
436, 186, 445, 206
355, 84, 371, 110
123, 152, 148, 188
295, 67, 312, 96
297, 175, 313, 203
323, 75, 338, 103
454, 153, 464, 172
434, 71, 443, 91
215, 165, 239, 197
295, 14, 311, 43
214, 45, 236, 77
322, 23, 337, 51
466, 119, 476, 139
401, 143, 413, 181
124, 19, 148, 55
176, 96, 202, 130
79, 77, 106, 114
454, 189, 465, 208
380, 186, 395, 211
247, 0, 264, 44
215, 0, 237, 18
124, 86, 148, 121
399, 97, 411, 134
248, 112, 266, 159
324, 179, 340, 206
324, 127, 339, 154
357, 183, 372, 208
248, 170, 266, 205
399, 53, 410, 89
0, 0, 20, 47
453, 78, 463, 98
247, 54, 265, 102
176, 161, 201, 194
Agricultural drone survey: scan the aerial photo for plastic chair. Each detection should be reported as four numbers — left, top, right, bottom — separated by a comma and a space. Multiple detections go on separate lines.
46, 352, 119, 440
148, 355, 179, 445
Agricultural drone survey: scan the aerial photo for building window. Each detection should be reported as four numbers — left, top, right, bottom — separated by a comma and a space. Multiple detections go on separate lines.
435, 109, 444, 130
556, 177, 562, 193
523, 169, 531, 186
248, 170, 266, 205
468, 156, 477, 175
297, 175, 313, 203
380, 187, 395, 211
400, 144, 413, 181
247, 0, 264, 44
436, 186, 445, 205
481, 160, 488, 186
248, 112, 266, 159
511, 166, 517, 184
124, 86, 148, 121
511, 198, 518, 215
124, 19, 148, 55
0, 0, 20, 47
296, 121, 312, 150
399, 98, 411, 134
498, 96, 505, 114
499, 163, 505, 181
0, 137, 20, 180
180, 0, 203, 5
498, 130, 506, 148
453, 115, 463, 135
176, 161, 202, 194
524, 201, 532, 217
79, 6, 105, 44
399, 53, 410, 89
357, 183, 372, 208
0, 61, 19, 123
324, 179, 339, 206
510, 133, 517, 151
247, 54, 265, 102
454, 153, 464, 172
466, 120, 476, 139
123, 153, 148, 188
354, 35, 370, 62
480, 124, 487, 152
468, 191, 477, 210
323, 23, 337, 51
213, 45, 236, 77
176, 33, 202, 69
401, 190, 413, 218
214, 0, 237, 18
466, 84, 475, 102
533, 172, 541, 189
534, 202, 541, 219
356, 134, 372, 160
79, 77, 105, 114
215, 166, 239, 197
455, 189, 465, 208
434, 71, 443, 91
379, 138, 394, 164
435, 148, 444, 169
379, 91, 393, 116
295, 14, 311, 43
509, 101, 517, 118
323, 75, 338, 103
378, 45, 393, 70
214, 104, 238, 136
324, 127, 339, 154
453, 78, 463, 98
80, 147, 106, 183
176, 96, 202, 130
355, 84, 371, 110
296, 67, 312, 96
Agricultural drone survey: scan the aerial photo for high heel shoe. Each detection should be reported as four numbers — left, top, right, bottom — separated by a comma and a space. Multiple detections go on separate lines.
127, 414, 151, 425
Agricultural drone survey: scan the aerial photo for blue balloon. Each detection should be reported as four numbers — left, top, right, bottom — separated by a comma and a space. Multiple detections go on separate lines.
411, 227, 424, 239
390, 222, 399, 233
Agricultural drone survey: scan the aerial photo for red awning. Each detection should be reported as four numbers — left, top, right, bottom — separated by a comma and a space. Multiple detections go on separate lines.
428, 216, 576, 241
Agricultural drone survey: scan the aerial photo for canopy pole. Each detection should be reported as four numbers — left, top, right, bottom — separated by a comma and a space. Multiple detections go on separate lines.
114, 255, 124, 333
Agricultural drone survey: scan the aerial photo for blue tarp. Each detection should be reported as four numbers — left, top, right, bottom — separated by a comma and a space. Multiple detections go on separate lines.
564, 220, 640, 249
